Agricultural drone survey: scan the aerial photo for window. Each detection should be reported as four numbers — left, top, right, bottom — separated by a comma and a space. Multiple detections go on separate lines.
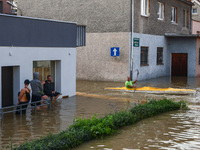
141, 47, 149, 66
77, 25, 86, 47
157, 47, 163, 65
0, 1, 3, 13
141, 0, 149, 16
171, 7, 177, 23
183, 10, 186, 27
158, 2, 164, 20
183, 10, 189, 28
192, 8, 198, 14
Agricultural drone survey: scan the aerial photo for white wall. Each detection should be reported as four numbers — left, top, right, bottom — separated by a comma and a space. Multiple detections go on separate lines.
132, 33, 168, 80
0, 47, 76, 108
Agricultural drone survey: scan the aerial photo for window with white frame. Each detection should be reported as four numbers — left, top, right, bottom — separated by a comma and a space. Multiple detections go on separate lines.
158, 2, 164, 20
192, 8, 198, 14
171, 7, 177, 23
141, 0, 149, 16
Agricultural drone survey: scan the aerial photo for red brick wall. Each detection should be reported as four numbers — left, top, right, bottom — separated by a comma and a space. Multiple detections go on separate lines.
0, 0, 12, 14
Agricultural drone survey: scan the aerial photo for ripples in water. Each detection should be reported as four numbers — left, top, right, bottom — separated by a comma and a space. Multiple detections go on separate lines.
74, 108, 200, 150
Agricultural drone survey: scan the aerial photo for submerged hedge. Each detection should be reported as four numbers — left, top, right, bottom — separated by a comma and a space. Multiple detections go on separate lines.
15, 99, 187, 150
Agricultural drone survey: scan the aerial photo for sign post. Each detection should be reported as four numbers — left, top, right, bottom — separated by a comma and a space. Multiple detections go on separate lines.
111, 47, 120, 57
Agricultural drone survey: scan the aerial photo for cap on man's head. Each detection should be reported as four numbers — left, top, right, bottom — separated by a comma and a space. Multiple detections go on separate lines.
24, 79, 30, 85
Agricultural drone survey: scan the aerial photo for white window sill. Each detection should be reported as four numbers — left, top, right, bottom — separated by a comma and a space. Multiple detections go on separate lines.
158, 18, 164, 21
141, 14, 150, 17
171, 21, 178, 25
192, 13, 198, 15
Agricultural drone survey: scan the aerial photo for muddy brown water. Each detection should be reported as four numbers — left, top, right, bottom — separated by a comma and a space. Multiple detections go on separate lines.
1, 77, 200, 149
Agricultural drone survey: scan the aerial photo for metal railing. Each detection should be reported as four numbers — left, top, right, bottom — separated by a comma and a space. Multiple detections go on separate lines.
0, 99, 51, 120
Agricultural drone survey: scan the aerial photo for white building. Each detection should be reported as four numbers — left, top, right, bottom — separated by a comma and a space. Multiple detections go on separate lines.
0, 14, 85, 108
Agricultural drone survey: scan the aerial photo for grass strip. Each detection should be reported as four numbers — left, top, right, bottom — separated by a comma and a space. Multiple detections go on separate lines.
15, 99, 187, 150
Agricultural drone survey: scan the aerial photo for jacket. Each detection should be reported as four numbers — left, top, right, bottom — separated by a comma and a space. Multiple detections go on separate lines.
44, 80, 54, 95
30, 72, 42, 97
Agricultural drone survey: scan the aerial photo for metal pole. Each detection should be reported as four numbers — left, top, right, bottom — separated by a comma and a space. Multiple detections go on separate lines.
0, 109, 3, 120
34, 103, 37, 114
20, 105, 22, 115
130, 0, 134, 81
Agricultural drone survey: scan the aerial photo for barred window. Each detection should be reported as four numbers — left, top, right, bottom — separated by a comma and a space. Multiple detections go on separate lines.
141, 47, 149, 66
77, 25, 86, 47
157, 47, 163, 65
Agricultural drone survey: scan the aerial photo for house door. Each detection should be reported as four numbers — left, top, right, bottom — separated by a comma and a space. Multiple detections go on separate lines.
2, 67, 13, 107
171, 53, 188, 76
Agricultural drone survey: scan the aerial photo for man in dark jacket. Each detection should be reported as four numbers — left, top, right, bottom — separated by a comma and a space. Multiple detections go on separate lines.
44, 75, 61, 102
30, 72, 47, 105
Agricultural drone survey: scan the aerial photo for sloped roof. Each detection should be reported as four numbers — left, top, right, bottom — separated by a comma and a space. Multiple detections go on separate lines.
180, 0, 194, 5
191, 0, 200, 5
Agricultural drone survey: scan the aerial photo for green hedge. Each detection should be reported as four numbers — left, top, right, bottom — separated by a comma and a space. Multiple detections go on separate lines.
15, 99, 187, 150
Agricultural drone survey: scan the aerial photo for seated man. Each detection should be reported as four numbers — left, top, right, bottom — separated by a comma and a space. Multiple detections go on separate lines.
44, 75, 61, 102
125, 76, 137, 88
16, 79, 31, 114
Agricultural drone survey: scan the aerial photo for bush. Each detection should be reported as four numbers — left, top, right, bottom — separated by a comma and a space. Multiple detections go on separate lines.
15, 99, 187, 150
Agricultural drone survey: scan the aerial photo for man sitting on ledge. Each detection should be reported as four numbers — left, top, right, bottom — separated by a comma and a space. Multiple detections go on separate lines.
44, 75, 61, 102
125, 76, 137, 88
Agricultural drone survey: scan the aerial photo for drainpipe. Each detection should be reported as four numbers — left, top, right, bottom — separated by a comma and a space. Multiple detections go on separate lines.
130, 0, 134, 80
190, 5, 192, 34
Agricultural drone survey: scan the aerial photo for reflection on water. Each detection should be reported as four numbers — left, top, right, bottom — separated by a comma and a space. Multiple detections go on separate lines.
1, 77, 200, 149
0, 96, 129, 149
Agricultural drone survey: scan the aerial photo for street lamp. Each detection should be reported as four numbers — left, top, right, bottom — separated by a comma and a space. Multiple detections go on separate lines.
6, 1, 23, 16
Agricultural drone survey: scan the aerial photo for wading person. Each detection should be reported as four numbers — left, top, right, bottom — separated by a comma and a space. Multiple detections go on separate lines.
30, 72, 47, 106
44, 75, 61, 102
125, 76, 137, 88
16, 79, 31, 114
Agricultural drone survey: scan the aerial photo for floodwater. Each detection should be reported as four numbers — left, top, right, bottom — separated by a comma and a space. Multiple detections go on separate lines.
1, 76, 200, 149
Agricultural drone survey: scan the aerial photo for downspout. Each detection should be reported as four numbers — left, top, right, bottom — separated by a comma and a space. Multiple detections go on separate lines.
130, 0, 134, 80
190, 4, 192, 34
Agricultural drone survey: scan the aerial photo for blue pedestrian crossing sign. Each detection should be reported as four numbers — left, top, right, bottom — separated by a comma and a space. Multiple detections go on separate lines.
111, 47, 120, 57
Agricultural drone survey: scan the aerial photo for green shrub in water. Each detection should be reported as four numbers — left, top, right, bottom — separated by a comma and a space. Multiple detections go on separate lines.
15, 99, 188, 150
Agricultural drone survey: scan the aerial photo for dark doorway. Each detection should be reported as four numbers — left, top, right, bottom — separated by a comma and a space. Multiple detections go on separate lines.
2, 67, 13, 107
171, 53, 188, 76
0, 1, 3, 13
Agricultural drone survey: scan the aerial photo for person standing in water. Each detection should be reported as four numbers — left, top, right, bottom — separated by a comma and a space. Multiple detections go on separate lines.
16, 79, 31, 114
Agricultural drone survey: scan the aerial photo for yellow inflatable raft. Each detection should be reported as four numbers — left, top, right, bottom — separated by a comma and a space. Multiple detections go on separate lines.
105, 87, 195, 94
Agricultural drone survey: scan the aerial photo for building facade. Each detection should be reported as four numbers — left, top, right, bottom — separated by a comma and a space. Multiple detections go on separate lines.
18, 0, 197, 81
192, 0, 200, 34
0, 14, 78, 108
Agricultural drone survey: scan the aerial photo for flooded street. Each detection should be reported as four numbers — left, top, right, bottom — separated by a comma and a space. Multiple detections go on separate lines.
1, 77, 200, 149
